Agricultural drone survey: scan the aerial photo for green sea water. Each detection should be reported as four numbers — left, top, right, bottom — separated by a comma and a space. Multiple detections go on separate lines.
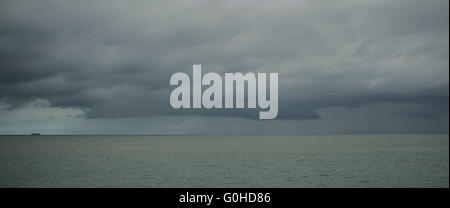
0, 135, 448, 187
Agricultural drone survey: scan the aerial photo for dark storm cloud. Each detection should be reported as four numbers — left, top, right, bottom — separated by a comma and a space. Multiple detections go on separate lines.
0, 0, 448, 124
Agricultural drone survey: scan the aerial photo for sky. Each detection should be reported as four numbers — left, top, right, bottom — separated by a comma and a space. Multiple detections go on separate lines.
0, 0, 448, 134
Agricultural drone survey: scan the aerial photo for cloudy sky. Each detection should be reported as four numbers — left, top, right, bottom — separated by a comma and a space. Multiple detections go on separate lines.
0, 0, 448, 134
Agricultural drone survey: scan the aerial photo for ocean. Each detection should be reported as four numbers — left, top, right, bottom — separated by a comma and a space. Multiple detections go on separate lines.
0, 135, 448, 188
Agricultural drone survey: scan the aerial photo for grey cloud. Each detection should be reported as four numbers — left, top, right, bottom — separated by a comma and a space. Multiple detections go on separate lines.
0, 0, 448, 133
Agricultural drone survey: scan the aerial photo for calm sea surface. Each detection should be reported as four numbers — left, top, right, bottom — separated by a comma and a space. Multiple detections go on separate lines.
0, 135, 448, 187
